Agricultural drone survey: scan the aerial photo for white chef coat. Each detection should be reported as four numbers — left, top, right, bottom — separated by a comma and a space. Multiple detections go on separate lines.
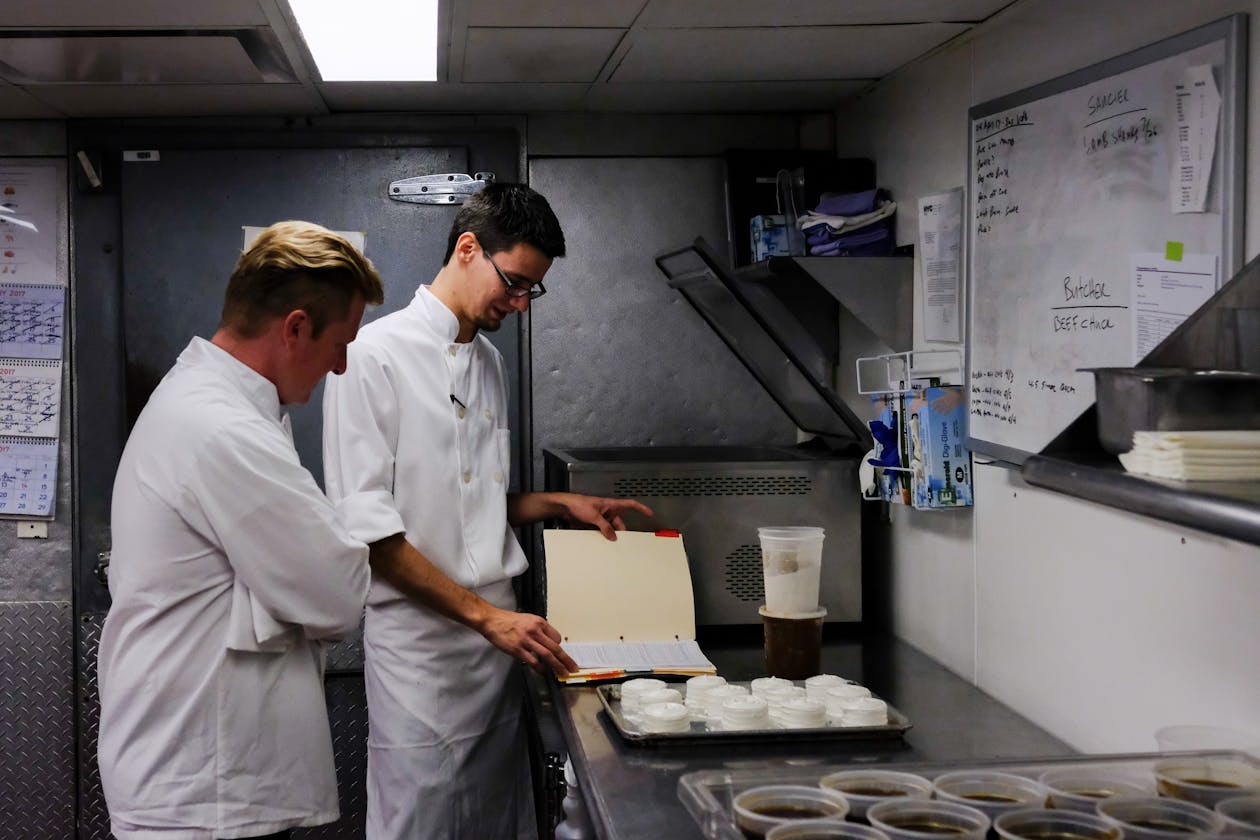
98, 337, 370, 840
323, 285, 536, 840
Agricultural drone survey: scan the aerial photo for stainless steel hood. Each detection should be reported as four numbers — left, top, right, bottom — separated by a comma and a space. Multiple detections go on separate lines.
655, 237, 911, 446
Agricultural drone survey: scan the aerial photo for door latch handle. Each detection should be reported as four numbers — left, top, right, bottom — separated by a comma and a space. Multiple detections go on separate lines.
94, 551, 110, 586
388, 172, 495, 205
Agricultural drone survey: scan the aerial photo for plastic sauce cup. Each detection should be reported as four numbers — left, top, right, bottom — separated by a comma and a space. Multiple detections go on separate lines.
1038, 766, 1153, 812
867, 798, 991, 840
931, 771, 1048, 820
1216, 795, 1260, 836
767, 820, 893, 840
993, 808, 1121, 840
1096, 795, 1225, 840
734, 784, 850, 839
819, 769, 933, 821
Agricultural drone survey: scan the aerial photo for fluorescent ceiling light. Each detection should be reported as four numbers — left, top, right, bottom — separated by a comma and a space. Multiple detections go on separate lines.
289, 0, 437, 81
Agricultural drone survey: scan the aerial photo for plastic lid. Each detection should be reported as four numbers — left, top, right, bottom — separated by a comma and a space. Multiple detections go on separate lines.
759, 605, 828, 620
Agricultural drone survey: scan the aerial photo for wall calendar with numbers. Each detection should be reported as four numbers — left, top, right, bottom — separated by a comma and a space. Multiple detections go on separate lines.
0, 161, 64, 519
0, 435, 55, 517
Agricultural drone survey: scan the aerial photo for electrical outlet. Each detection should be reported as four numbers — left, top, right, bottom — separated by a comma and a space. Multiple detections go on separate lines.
17, 521, 48, 539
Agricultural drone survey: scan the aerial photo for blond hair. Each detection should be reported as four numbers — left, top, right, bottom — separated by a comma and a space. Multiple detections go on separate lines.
221, 220, 384, 338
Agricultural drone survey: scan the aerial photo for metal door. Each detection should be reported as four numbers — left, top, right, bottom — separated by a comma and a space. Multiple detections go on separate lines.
71, 121, 524, 839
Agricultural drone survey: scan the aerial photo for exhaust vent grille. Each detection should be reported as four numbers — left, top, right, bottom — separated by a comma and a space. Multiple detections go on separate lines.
723, 543, 765, 603
612, 474, 810, 497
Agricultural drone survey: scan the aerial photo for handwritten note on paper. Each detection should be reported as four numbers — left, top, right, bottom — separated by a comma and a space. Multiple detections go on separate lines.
1131, 252, 1217, 361
0, 436, 56, 517
919, 188, 963, 342
0, 165, 60, 284
0, 359, 62, 437
561, 640, 714, 671
0, 284, 64, 359
1172, 65, 1221, 213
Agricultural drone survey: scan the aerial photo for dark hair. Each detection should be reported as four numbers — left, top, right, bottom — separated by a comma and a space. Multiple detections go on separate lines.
443, 182, 566, 263
221, 220, 384, 338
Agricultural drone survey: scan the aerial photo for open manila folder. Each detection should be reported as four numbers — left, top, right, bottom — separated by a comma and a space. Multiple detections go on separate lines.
543, 529, 717, 683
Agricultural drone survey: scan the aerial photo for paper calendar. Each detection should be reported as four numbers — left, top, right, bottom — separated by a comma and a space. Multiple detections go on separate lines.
0, 358, 61, 437
0, 283, 64, 359
0, 436, 56, 517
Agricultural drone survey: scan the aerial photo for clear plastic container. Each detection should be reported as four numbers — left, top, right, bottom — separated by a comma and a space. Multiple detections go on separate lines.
1154, 756, 1260, 807
818, 769, 933, 820
767, 820, 891, 840
931, 770, 1048, 820
1155, 725, 1260, 754
867, 798, 990, 840
758, 526, 825, 614
1038, 766, 1154, 812
993, 808, 1120, 840
1215, 794, 1260, 836
1096, 795, 1225, 840
676, 750, 1260, 839
733, 785, 849, 839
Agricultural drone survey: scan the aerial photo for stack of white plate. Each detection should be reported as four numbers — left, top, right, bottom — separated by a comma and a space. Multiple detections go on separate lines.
719, 695, 771, 731
683, 675, 727, 719
640, 701, 690, 733
777, 697, 827, 729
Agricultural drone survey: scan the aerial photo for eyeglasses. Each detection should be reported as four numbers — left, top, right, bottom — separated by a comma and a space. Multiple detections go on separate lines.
485, 251, 546, 300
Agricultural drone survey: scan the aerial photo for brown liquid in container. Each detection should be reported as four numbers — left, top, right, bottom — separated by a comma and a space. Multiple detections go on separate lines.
882, 820, 970, 834
961, 792, 1021, 803
739, 804, 836, 838
762, 612, 824, 680
1123, 819, 1196, 833
844, 787, 910, 797
1013, 831, 1118, 840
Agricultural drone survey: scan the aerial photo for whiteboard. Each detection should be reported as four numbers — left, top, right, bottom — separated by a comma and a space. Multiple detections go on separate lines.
966, 15, 1245, 464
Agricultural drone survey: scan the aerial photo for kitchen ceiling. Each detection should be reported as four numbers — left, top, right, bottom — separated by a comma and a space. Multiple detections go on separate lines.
0, 0, 1016, 119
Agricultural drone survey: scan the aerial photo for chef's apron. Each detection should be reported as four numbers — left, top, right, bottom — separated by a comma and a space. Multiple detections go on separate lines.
364, 577, 536, 840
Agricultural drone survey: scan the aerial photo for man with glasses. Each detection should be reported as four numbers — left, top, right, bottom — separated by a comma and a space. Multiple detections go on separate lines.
323, 183, 650, 839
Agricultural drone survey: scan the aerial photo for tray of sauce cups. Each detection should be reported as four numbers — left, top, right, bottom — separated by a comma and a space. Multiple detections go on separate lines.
597, 673, 912, 746
678, 749, 1260, 839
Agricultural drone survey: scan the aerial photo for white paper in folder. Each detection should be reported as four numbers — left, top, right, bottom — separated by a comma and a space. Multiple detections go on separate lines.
543, 529, 716, 681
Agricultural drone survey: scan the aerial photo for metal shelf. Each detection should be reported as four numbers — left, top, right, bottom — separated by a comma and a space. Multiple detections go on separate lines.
1022, 249, 1260, 546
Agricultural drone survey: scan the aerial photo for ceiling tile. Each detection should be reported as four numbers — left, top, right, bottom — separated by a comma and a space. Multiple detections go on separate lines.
317, 82, 589, 113
586, 80, 870, 113
0, 0, 269, 28
462, 27, 623, 83
25, 83, 323, 117
461, 0, 645, 28
613, 23, 968, 82
0, 36, 264, 84
637, 0, 1011, 26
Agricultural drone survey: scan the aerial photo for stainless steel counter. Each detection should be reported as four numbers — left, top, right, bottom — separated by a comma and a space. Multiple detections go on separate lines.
543, 632, 1074, 840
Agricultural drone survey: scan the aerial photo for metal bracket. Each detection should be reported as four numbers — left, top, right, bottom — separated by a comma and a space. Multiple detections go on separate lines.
388, 172, 495, 205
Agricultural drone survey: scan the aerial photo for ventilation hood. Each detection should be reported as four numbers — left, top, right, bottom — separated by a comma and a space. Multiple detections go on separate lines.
655, 237, 912, 446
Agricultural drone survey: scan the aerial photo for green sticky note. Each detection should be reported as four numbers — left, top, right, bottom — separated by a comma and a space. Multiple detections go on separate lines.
1166, 241, 1184, 262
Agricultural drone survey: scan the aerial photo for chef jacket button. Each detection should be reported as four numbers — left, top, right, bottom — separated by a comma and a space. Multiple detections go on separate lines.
456, 406, 466, 419
448, 346, 458, 356
493, 470, 503, 483
462, 470, 472, 484
484, 409, 493, 420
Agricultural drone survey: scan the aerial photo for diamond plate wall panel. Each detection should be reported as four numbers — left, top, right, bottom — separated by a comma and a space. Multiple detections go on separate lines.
79, 614, 369, 840
324, 624, 365, 673
294, 676, 368, 840
0, 601, 75, 840
77, 612, 112, 840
